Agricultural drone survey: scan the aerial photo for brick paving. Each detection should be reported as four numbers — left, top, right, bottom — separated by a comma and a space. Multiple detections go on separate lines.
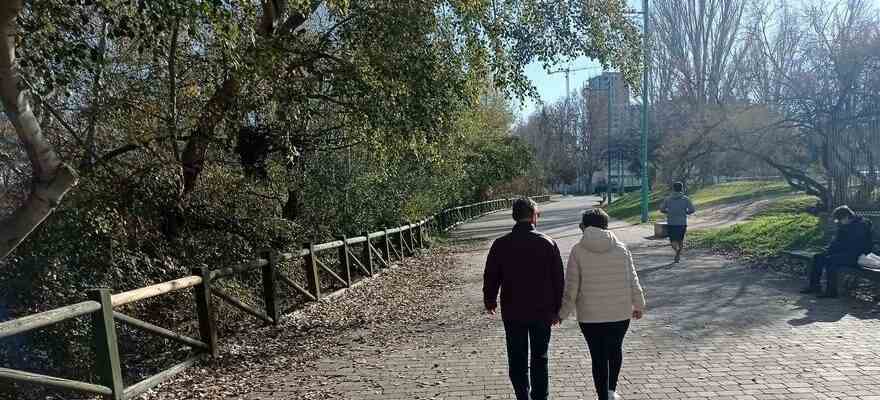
246, 196, 880, 400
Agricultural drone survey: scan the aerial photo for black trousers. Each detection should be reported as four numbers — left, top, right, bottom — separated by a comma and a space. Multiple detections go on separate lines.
579, 320, 631, 400
503, 320, 552, 400
808, 253, 841, 295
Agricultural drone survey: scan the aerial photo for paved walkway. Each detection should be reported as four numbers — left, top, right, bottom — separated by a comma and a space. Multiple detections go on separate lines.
245, 196, 880, 400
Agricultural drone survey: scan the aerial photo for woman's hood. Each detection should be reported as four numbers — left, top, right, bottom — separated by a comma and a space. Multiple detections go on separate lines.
578, 226, 618, 253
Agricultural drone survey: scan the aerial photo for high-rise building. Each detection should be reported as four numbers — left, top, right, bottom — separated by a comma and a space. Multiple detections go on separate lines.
585, 72, 630, 141
583, 72, 640, 192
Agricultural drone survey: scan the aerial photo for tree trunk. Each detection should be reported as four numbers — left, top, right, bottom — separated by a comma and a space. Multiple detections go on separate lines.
0, 0, 78, 259
179, 76, 240, 200
178, 1, 321, 201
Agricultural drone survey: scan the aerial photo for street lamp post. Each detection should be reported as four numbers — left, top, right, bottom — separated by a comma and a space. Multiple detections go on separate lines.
606, 78, 613, 205
640, 0, 651, 223
620, 2, 652, 221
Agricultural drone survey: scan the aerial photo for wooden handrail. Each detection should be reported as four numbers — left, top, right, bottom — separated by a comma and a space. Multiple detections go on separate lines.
279, 249, 309, 261
111, 276, 203, 307
0, 301, 101, 339
312, 240, 344, 252
345, 235, 367, 245
0, 368, 112, 396
0, 195, 541, 399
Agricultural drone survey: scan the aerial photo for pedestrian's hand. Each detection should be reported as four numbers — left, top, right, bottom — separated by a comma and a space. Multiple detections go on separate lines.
486, 305, 496, 315
632, 310, 644, 320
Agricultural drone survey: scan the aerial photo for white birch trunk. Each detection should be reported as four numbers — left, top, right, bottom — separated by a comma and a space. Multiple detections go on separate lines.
0, 0, 78, 259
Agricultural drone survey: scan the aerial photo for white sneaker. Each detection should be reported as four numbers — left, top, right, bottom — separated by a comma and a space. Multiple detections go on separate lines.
609, 390, 623, 400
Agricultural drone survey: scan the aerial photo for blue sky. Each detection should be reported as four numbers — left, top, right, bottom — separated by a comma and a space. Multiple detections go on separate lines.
514, 0, 880, 120
516, 0, 643, 120
516, 56, 605, 120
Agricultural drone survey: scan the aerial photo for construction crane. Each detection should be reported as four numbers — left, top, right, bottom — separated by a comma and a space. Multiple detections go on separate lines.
548, 65, 602, 195
548, 65, 602, 102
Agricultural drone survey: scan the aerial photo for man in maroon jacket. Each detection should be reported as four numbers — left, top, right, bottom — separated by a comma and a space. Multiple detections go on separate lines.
483, 197, 565, 400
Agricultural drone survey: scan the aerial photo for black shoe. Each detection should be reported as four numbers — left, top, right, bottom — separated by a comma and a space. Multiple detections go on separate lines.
817, 292, 839, 298
800, 287, 818, 294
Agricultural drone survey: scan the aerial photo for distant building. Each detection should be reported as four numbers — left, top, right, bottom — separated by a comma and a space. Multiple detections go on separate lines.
580, 72, 640, 193
585, 72, 630, 142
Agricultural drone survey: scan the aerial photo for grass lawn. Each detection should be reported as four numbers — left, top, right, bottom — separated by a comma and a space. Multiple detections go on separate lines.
608, 180, 794, 223
688, 195, 824, 260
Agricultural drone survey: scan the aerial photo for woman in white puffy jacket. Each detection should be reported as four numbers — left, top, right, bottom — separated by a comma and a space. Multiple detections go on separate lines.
558, 208, 646, 400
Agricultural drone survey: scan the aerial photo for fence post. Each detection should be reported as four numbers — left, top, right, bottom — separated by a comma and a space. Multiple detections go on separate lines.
303, 243, 321, 300
260, 250, 279, 325
398, 227, 407, 259
87, 289, 124, 400
409, 222, 417, 253
423, 220, 431, 247
383, 228, 392, 263
191, 266, 218, 357
339, 236, 352, 286
362, 232, 374, 276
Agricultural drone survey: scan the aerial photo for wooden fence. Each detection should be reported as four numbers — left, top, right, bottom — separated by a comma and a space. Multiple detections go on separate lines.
0, 195, 551, 399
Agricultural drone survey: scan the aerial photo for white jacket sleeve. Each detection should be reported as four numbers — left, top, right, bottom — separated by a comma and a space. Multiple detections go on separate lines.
559, 251, 581, 320
626, 248, 646, 311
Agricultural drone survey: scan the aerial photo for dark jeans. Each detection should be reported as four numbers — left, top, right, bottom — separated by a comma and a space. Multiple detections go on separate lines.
503, 320, 552, 400
579, 320, 631, 400
808, 253, 841, 295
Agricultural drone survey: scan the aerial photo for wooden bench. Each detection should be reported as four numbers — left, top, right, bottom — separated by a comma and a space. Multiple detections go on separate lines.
782, 212, 880, 286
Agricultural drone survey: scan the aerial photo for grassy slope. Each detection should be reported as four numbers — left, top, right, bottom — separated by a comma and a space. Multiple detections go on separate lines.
608, 181, 793, 223
689, 195, 824, 260
608, 181, 822, 260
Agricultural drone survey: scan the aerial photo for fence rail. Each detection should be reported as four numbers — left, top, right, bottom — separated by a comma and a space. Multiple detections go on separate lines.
0, 195, 551, 399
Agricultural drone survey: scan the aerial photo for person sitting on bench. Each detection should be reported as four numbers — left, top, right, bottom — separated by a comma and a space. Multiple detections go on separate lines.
801, 205, 873, 298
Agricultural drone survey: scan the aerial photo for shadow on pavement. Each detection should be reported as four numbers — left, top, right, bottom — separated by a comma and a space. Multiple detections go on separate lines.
786, 295, 880, 326
451, 195, 880, 337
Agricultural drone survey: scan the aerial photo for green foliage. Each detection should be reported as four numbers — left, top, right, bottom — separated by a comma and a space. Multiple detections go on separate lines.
687, 181, 792, 206
689, 213, 823, 260
688, 194, 823, 260
1, 1, 643, 397
605, 187, 669, 222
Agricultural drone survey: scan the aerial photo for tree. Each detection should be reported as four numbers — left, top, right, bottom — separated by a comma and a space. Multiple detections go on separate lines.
0, 0, 644, 260
0, 0, 78, 258
733, 0, 880, 208
649, 0, 753, 185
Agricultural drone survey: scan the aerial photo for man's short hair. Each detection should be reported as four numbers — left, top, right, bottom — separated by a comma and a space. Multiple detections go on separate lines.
672, 182, 684, 192
832, 205, 855, 220
512, 198, 538, 222
581, 208, 609, 230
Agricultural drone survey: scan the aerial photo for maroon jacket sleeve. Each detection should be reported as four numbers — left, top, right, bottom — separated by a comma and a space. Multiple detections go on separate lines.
483, 240, 502, 309
550, 241, 565, 314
